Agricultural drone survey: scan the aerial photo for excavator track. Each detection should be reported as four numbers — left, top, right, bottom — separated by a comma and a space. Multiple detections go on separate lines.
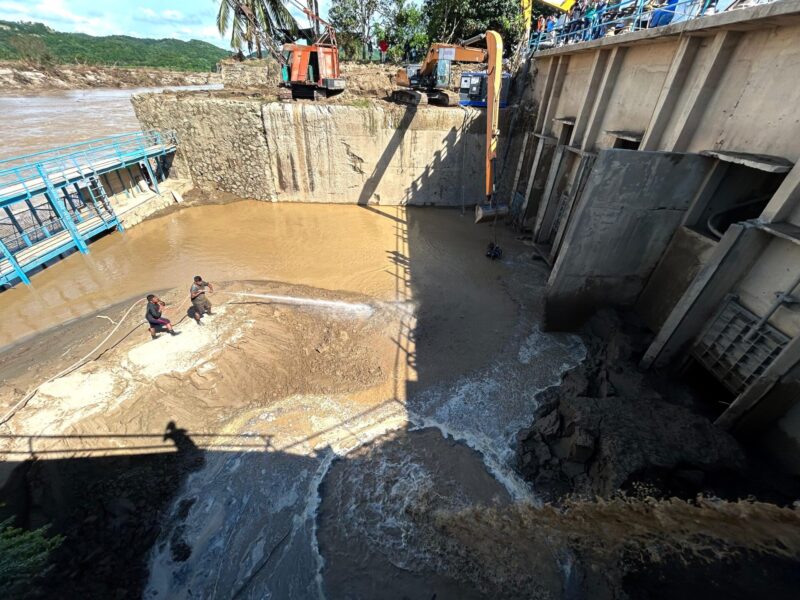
390, 89, 428, 105
390, 89, 460, 107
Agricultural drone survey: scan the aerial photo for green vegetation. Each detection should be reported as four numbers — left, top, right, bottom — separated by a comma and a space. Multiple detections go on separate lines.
0, 517, 63, 596
0, 21, 230, 72
329, 0, 525, 61
216, 0, 296, 59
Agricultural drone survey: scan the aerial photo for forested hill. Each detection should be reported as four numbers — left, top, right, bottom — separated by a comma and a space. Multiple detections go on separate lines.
0, 21, 229, 72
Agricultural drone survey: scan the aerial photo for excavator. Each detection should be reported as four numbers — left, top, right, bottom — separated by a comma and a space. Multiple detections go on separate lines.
242, 0, 345, 100
391, 33, 497, 107
278, 0, 345, 99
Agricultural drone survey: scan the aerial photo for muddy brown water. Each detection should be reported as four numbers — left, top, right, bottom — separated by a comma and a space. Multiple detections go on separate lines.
0, 202, 483, 350
0, 199, 591, 598
0, 85, 220, 159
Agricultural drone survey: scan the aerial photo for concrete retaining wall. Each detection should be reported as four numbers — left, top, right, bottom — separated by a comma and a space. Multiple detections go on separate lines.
132, 94, 489, 206
219, 59, 280, 89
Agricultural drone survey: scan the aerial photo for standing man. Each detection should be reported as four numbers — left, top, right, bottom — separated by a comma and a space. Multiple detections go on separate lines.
190, 275, 214, 324
146, 294, 179, 339
378, 39, 389, 64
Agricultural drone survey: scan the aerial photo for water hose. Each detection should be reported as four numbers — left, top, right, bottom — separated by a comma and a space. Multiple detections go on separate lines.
0, 292, 193, 427
0, 298, 149, 426
0, 290, 368, 428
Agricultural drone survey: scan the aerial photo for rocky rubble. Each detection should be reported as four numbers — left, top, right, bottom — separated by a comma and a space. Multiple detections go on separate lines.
517, 311, 747, 501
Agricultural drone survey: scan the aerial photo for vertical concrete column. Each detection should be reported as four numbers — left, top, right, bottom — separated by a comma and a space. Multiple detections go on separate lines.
581, 46, 627, 151
534, 57, 560, 134
570, 49, 610, 149
659, 31, 742, 152
36, 164, 89, 254
539, 56, 570, 136
760, 161, 800, 224
640, 36, 701, 151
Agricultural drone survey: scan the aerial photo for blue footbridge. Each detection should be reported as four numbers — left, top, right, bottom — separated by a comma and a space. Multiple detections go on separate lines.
0, 130, 177, 287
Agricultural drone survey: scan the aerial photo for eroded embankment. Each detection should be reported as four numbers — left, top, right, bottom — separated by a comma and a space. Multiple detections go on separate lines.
132, 92, 492, 206
0, 62, 220, 91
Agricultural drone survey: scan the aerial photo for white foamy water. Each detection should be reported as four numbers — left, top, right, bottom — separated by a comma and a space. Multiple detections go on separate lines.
144, 324, 586, 599
408, 327, 586, 501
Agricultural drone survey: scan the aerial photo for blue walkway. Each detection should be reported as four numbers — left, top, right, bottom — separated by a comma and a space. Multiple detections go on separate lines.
0, 130, 176, 287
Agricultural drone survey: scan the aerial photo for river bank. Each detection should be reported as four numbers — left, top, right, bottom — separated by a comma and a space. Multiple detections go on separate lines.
0, 61, 220, 91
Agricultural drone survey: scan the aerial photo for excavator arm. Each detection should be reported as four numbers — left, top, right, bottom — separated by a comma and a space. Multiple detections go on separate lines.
475, 30, 510, 226
484, 31, 502, 200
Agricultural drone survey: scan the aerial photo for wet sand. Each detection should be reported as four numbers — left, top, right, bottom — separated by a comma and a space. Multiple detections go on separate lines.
0, 201, 587, 598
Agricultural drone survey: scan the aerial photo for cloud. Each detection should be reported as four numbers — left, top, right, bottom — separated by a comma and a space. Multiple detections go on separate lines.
0, 0, 122, 34
135, 7, 201, 26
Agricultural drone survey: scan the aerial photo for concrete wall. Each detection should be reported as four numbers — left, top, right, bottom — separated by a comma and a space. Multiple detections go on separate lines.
133, 93, 489, 206
530, 1, 800, 159
219, 59, 280, 89
545, 149, 713, 328
513, 1, 800, 470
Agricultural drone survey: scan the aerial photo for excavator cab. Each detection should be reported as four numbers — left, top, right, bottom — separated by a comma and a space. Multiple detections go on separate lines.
280, 44, 345, 99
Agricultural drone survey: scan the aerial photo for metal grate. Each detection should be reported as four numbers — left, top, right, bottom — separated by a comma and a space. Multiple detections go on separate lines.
692, 298, 789, 395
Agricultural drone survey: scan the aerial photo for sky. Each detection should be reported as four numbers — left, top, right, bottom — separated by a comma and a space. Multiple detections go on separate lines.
0, 0, 332, 50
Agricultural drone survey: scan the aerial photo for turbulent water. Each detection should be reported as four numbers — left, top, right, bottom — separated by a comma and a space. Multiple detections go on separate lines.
143, 319, 586, 599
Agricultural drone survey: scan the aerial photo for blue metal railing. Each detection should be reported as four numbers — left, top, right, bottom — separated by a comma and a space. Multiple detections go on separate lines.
529, 0, 769, 52
0, 130, 177, 206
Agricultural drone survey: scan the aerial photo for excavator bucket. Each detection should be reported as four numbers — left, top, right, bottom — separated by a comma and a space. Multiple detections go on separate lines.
474, 203, 509, 224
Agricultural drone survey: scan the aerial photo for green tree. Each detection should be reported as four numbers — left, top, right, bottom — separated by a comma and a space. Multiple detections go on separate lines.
0, 517, 63, 596
7, 34, 53, 66
422, 0, 524, 48
329, 0, 380, 61
376, 0, 428, 62
216, 0, 296, 58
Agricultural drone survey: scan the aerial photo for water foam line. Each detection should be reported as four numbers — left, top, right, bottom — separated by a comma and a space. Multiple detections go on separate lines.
222, 291, 374, 316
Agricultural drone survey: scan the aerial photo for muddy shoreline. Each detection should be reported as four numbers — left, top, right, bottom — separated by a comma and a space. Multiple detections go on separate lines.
0, 61, 220, 91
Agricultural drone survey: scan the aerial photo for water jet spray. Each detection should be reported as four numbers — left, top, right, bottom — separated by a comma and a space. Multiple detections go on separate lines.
221, 291, 374, 316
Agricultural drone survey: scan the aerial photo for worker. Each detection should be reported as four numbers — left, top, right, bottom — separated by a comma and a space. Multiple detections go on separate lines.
190, 275, 214, 324
146, 294, 179, 339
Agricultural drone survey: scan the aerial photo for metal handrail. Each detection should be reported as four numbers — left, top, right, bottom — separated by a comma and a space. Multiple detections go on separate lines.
529, 0, 766, 52
0, 130, 174, 170
0, 130, 177, 204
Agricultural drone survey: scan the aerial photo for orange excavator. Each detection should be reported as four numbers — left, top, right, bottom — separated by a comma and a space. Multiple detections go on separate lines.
278, 0, 344, 99
391, 32, 496, 107
243, 0, 345, 100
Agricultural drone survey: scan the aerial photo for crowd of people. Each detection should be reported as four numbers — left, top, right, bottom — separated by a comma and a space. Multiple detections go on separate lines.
531, 0, 718, 49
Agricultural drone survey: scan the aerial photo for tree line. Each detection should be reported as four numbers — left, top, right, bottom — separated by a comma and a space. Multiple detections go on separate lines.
216, 0, 529, 63
0, 21, 229, 72
332, 0, 527, 60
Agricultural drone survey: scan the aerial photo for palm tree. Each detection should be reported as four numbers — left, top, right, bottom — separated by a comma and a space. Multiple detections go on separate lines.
217, 0, 297, 59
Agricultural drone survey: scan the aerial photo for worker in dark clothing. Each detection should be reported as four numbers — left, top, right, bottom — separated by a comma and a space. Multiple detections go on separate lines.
146, 294, 179, 340
190, 275, 214, 324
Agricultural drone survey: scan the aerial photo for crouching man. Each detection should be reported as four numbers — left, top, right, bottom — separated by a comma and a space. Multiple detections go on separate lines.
146, 294, 179, 340
190, 275, 214, 325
